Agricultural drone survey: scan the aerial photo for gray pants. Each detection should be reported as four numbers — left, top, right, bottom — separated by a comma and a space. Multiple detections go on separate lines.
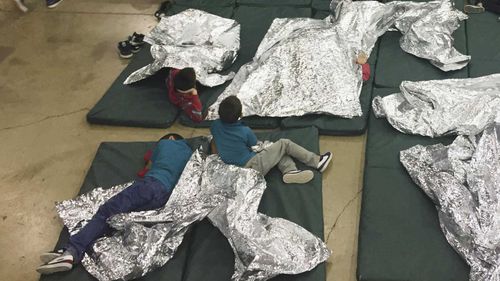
244, 139, 319, 176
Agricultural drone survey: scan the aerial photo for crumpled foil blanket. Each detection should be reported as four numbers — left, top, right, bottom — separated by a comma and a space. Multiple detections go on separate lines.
55, 151, 330, 281
373, 73, 500, 137
205, 0, 468, 120
400, 124, 500, 281
123, 9, 240, 87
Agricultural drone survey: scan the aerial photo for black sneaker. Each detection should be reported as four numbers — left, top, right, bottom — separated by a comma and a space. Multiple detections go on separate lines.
117, 41, 133, 59
40, 249, 64, 264
155, 1, 172, 20
128, 32, 145, 47
317, 152, 333, 173
46, 0, 63, 8
36, 253, 73, 274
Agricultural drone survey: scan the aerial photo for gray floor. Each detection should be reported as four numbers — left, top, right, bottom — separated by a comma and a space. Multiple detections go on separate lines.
0, 1, 365, 281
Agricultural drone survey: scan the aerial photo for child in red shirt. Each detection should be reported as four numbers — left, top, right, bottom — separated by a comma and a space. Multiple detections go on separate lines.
167, 68, 204, 122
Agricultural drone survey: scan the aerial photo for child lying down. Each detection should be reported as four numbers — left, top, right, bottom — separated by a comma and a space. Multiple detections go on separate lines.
36, 133, 199, 274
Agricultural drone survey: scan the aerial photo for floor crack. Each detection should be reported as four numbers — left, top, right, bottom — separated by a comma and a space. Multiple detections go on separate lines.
326, 189, 362, 243
0, 107, 89, 131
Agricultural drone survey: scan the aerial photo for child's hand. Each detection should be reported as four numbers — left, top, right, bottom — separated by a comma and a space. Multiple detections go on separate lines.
191, 89, 198, 96
356, 52, 368, 65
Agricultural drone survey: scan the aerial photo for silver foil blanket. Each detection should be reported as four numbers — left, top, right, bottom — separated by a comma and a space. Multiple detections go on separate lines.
205, 0, 468, 120
123, 9, 240, 87
373, 73, 500, 137
55, 151, 330, 281
400, 124, 500, 281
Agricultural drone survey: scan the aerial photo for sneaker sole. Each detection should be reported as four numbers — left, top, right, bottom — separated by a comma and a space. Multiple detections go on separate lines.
117, 48, 133, 59
36, 262, 72, 274
47, 0, 63, 8
283, 170, 314, 184
318, 154, 333, 173
464, 5, 484, 13
40, 253, 62, 264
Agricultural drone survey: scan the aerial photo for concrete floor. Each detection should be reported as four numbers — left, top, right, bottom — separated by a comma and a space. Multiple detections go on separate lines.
0, 1, 365, 281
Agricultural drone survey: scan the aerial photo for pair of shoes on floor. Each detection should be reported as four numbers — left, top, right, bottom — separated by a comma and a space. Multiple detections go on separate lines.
13, 0, 63, 12
464, 3, 485, 13
36, 249, 74, 275
155, 1, 173, 20
282, 152, 333, 184
117, 32, 146, 59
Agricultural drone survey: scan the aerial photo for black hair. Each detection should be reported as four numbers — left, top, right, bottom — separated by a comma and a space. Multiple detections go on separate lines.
160, 133, 184, 141
173, 68, 196, 91
218, 96, 242, 123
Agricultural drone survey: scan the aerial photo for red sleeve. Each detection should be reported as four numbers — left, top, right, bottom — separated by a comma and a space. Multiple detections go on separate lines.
184, 94, 204, 122
362, 63, 370, 82
167, 69, 181, 106
143, 149, 153, 162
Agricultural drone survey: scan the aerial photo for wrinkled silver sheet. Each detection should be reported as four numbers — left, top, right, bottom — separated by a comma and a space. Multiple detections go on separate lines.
373, 73, 500, 137
400, 124, 500, 281
124, 9, 240, 87
206, 0, 468, 120
56, 151, 330, 281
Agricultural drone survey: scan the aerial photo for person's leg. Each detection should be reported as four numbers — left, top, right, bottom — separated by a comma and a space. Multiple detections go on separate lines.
67, 177, 169, 262
244, 139, 319, 184
37, 177, 170, 274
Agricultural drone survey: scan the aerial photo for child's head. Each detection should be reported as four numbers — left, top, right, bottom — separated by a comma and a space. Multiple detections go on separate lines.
174, 68, 196, 93
218, 96, 242, 123
160, 133, 184, 141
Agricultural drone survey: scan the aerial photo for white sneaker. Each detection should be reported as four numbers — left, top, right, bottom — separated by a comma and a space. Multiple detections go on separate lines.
13, 0, 28, 12
36, 253, 73, 274
317, 152, 333, 172
40, 249, 64, 264
283, 170, 314, 184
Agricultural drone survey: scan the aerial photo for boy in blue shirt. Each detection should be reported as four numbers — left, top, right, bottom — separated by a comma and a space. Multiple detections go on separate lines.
210, 96, 332, 184
37, 134, 194, 274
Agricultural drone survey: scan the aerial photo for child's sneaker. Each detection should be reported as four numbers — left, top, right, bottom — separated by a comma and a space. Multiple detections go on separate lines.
46, 0, 63, 8
117, 41, 134, 58
128, 32, 145, 47
40, 249, 64, 264
283, 170, 314, 184
464, 3, 485, 13
36, 252, 73, 274
317, 152, 333, 172
13, 0, 28, 12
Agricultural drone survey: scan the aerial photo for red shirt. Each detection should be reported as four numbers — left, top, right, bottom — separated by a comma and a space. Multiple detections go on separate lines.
167, 69, 203, 122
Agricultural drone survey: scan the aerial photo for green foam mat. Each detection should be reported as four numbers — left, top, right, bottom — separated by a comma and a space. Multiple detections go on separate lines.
182, 127, 326, 281
237, 0, 311, 6
466, 12, 500, 77
374, 21, 468, 88
86, 45, 180, 128
39, 142, 191, 281
357, 87, 470, 281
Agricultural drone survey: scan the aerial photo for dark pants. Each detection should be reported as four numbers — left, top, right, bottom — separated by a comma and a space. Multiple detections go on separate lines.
66, 177, 171, 262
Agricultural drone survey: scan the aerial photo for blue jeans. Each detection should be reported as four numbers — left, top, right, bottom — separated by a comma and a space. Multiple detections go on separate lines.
66, 177, 171, 262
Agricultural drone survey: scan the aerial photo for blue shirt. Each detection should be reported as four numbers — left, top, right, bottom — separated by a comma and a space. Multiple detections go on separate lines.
210, 119, 257, 166
146, 140, 192, 192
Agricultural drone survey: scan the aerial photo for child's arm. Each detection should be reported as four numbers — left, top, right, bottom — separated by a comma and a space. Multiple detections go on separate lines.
182, 91, 204, 122
246, 128, 258, 147
362, 63, 370, 81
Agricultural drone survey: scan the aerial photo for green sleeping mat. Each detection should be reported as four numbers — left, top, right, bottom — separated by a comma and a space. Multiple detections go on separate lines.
39, 141, 191, 281
374, 4, 469, 88
86, 45, 180, 128
178, 6, 312, 129
40, 127, 326, 281
357, 87, 470, 281
280, 41, 378, 135
466, 12, 500, 78
182, 126, 326, 281
237, 0, 312, 6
